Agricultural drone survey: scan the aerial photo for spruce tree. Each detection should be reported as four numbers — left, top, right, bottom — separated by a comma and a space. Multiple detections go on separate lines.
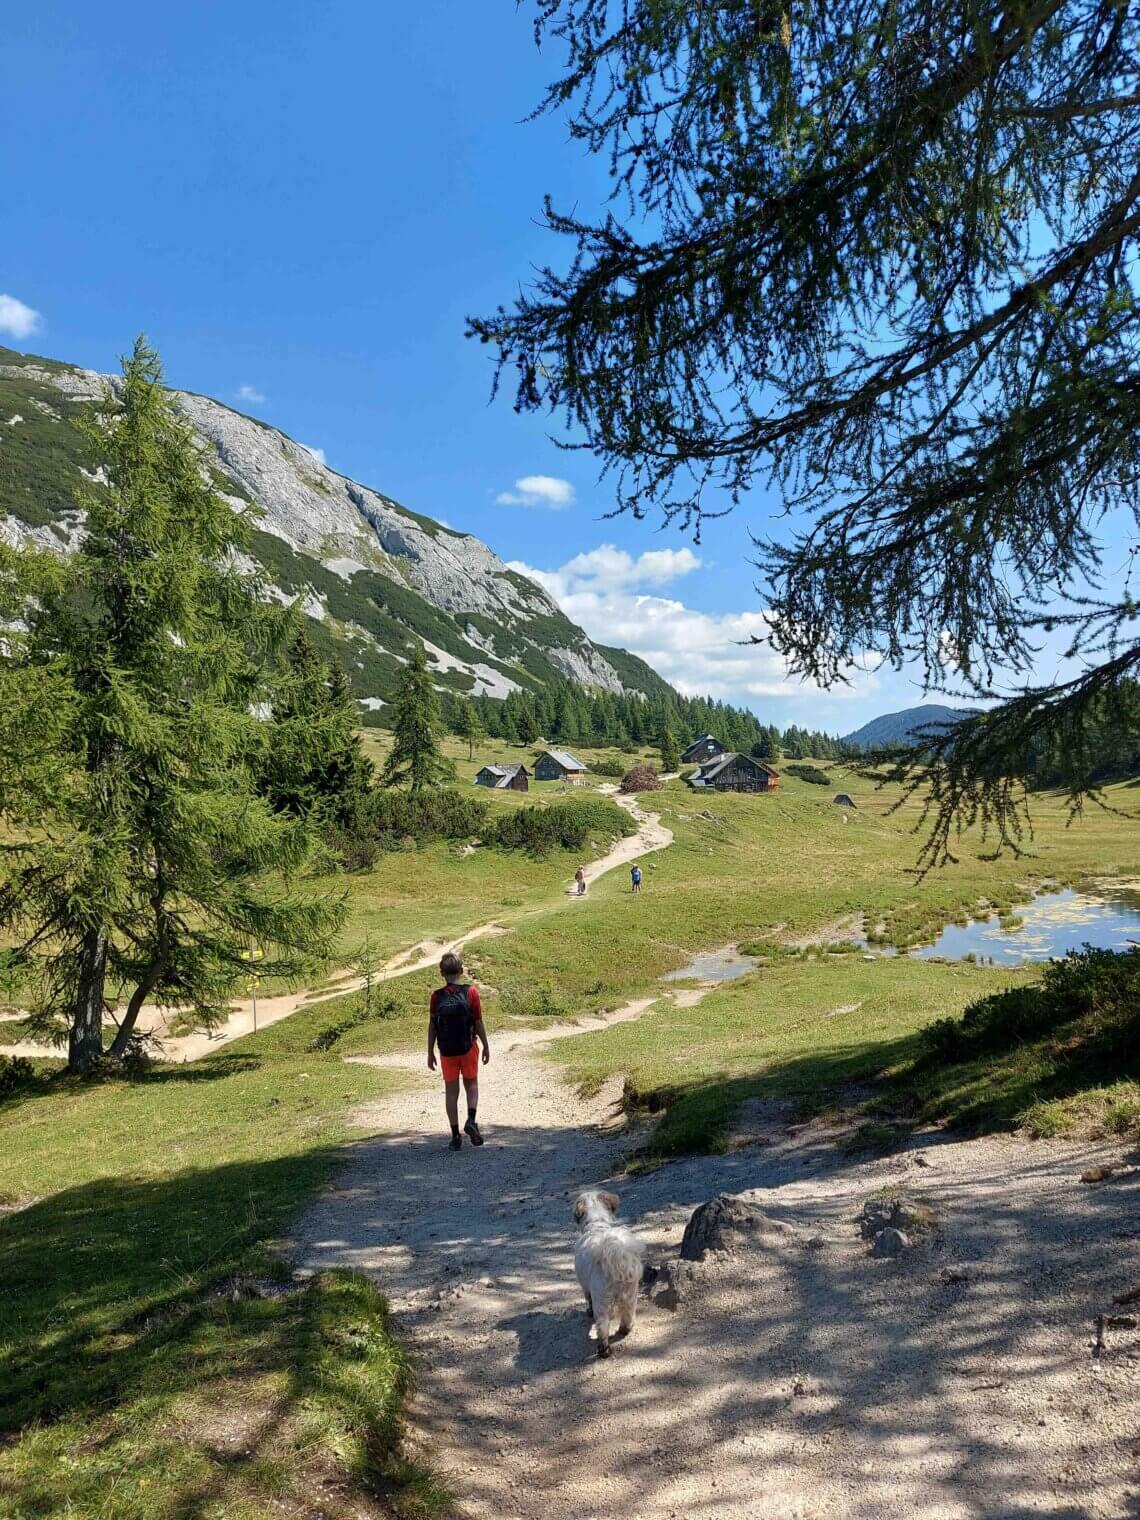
381, 640, 454, 791
264, 628, 374, 827
516, 703, 539, 747
659, 727, 681, 774
0, 338, 343, 1071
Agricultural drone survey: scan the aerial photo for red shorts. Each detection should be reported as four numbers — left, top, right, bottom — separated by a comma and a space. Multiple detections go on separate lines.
440, 1044, 480, 1082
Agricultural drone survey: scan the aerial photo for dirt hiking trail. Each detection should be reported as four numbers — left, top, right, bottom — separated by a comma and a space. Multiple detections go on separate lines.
290, 1007, 1140, 1520
0, 792, 671, 1063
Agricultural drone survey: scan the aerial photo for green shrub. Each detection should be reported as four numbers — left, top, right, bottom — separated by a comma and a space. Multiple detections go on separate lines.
491, 797, 634, 852
362, 787, 490, 844
784, 763, 831, 785
308, 993, 399, 1051
917, 946, 1140, 1065
590, 757, 628, 777
0, 1054, 34, 1097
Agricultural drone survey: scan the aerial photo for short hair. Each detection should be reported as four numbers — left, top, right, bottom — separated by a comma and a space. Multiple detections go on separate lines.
439, 952, 463, 978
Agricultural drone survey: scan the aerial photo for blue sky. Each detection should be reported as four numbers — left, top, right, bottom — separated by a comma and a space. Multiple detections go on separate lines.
1, 2, 1118, 730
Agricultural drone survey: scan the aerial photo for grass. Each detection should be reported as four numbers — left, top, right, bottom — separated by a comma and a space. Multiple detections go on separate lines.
0, 1033, 445, 1518
892, 945, 1140, 1137
550, 955, 1020, 1155
2, 743, 1137, 1508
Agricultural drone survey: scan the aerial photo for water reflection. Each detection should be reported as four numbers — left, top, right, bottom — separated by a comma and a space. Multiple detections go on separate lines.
913, 886, 1140, 965
661, 948, 761, 983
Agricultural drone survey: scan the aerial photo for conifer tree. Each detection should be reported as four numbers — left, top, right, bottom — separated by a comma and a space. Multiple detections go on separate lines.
264, 628, 374, 827
452, 698, 484, 761
659, 727, 681, 774
476, 0, 1140, 857
516, 702, 539, 747
0, 338, 343, 1071
381, 640, 454, 791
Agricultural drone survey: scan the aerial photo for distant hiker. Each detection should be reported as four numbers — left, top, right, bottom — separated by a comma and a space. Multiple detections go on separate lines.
630, 864, 642, 894
575, 866, 587, 896
427, 952, 490, 1151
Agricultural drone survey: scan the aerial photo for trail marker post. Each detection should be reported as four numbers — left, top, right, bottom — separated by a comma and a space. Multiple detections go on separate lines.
240, 946, 264, 1031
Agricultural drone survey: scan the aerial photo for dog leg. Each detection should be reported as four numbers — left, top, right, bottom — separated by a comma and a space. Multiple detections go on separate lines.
594, 1305, 611, 1357
617, 1296, 636, 1338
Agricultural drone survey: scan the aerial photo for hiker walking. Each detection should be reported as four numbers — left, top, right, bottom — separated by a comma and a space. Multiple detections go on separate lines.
575, 866, 586, 896
427, 952, 490, 1151
630, 863, 642, 894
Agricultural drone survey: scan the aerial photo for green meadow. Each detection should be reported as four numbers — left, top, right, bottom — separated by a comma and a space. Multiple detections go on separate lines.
2, 740, 1137, 1516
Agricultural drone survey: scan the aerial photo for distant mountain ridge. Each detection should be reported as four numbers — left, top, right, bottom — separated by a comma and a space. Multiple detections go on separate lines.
842, 703, 980, 750
0, 343, 673, 716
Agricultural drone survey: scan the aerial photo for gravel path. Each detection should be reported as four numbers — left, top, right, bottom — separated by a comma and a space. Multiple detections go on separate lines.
289, 1010, 1140, 1519
0, 793, 672, 1063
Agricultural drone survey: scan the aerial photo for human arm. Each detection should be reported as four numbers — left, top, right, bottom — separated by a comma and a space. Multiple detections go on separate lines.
427, 992, 437, 1070
469, 986, 490, 1065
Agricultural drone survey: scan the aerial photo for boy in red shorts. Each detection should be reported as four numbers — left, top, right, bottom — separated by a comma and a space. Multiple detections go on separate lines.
427, 952, 490, 1150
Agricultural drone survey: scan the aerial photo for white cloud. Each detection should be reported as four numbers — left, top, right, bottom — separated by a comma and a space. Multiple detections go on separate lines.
495, 474, 575, 509
523, 543, 702, 597
510, 545, 879, 707
236, 384, 266, 404
0, 294, 42, 341
301, 444, 327, 466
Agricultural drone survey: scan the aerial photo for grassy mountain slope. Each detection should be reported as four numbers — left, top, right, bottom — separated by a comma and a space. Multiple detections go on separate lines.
0, 343, 675, 717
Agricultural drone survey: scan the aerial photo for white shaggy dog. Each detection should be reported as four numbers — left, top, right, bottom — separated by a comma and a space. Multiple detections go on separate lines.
573, 1189, 644, 1358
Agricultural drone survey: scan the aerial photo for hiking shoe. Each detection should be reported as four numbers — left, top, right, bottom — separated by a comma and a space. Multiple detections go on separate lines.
464, 1118, 484, 1147
449, 1132, 462, 1151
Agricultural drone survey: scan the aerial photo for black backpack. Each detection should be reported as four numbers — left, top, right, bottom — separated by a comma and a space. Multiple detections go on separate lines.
434, 983, 475, 1057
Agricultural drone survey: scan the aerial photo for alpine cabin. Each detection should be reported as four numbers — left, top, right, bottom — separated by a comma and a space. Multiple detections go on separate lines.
687, 752, 780, 793
534, 749, 587, 784
474, 763, 530, 792
680, 734, 725, 765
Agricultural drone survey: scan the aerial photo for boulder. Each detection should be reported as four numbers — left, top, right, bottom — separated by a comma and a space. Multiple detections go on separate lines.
651, 1259, 695, 1311
860, 1194, 937, 1242
871, 1227, 911, 1258
680, 1193, 769, 1261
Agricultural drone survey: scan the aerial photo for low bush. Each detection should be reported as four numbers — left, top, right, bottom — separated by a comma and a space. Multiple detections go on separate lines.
784, 763, 831, 785
917, 947, 1140, 1065
905, 947, 1140, 1135
490, 797, 634, 853
0, 1054, 34, 1097
619, 763, 661, 793
363, 787, 490, 843
307, 993, 399, 1051
500, 983, 567, 1020
590, 757, 628, 777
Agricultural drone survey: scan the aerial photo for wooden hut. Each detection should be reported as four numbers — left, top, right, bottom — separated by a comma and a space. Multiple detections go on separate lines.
534, 749, 587, 784
475, 763, 530, 792
680, 734, 725, 765
833, 792, 857, 808
687, 752, 780, 793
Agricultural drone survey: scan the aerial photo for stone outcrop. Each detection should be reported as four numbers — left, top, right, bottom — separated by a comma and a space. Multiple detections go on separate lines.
0, 351, 635, 700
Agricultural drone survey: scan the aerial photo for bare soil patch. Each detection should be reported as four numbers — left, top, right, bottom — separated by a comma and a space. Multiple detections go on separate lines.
288, 1020, 1140, 1519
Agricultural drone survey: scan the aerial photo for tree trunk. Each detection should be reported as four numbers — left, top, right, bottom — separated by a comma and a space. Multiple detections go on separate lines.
68, 927, 108, 1072
108, 962, 164, 1060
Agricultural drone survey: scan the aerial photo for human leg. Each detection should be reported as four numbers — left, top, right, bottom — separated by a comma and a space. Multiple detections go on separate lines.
460, 1047, 484, 1144
444, 1077, 461, 1146
463, 1074, 479, 1120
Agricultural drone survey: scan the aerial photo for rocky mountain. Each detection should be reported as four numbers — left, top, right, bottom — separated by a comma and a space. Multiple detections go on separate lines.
842, 703, 980, 750
0, 344, 666, 716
